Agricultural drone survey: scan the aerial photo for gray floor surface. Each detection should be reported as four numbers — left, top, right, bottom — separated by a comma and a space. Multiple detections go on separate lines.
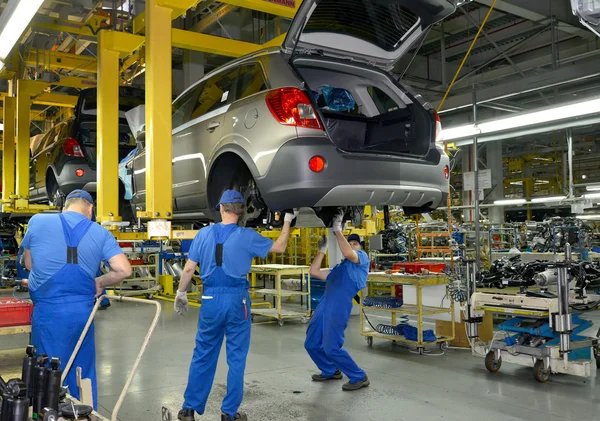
2, 300, 599, 421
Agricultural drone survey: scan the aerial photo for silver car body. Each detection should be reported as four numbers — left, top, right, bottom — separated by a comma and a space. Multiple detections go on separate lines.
126, 0, 455, 223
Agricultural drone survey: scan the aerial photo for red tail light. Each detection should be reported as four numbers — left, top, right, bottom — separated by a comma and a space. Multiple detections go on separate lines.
309, 156, 326, 173
63, 137, 84, 158
434, 111, 443, 143
444, 165, 449, 179
265, 88, 323, 130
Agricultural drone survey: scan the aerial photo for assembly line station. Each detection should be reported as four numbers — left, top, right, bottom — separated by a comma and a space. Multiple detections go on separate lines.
2, 0, 600, 420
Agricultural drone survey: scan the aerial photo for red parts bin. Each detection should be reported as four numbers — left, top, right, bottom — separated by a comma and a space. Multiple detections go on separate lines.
0, 298, 33, 327
392, 262, 446, 274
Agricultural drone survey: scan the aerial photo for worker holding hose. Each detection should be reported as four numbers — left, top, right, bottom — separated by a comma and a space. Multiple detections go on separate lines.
21, 189, 132, 409
174, 189, 297, 421
305, 210, 370, 391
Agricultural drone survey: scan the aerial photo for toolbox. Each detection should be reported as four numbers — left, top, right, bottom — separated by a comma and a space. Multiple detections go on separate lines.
0, 298, 33, 327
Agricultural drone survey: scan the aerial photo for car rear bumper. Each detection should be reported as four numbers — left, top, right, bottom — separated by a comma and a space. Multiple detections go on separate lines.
256, 137, 449, 211
56, 161, 96, 194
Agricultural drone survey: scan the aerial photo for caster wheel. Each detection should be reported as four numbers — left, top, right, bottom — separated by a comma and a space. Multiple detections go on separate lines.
366, 336, 373, 347
301, 316, 308, 324
278, 319, 284, 326
145, 293, 154, 299
484, 351, 502, 373
533, 360, 550, 383
440, 342, 449, 352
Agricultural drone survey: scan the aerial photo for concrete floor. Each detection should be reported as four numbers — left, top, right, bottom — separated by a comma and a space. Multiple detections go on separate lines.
2, 300, 599, 421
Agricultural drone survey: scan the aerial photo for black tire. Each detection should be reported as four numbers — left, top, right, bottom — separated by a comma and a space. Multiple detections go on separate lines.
366, 336, 373, 347
484, 351, 502, 373
533, 360, 550, 383
50, 187, 66, 209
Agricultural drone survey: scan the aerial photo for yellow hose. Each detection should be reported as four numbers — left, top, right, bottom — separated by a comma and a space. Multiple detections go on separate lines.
437, 0, 497, 112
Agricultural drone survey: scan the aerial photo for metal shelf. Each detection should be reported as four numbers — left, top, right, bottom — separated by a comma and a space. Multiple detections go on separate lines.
363, 303, 452, 316
255, 288, 309, 297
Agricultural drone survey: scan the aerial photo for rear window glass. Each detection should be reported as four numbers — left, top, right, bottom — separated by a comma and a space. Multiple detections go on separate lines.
190, 67, 238, 120
368, 87, 400, 114
303, 0, 420, 52
79, 121, 135, 146
235, 64, 267, 101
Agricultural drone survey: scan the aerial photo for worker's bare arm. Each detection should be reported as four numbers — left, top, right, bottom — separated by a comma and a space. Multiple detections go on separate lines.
334, 231, 359, 264
310, 252, 330, 280
177, 259, 199, 293
270, 220, 292, 254
95, 254, 133, 296
23, 249, 32, 271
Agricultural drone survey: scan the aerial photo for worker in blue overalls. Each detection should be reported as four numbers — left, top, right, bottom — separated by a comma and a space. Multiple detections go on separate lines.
21, 189, 132, 408
175, 190, 297, 421
305, 211, 370, 391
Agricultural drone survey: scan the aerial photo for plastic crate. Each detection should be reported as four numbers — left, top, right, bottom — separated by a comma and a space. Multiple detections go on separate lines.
392, 262, 446, 274
0, 298, 33, 327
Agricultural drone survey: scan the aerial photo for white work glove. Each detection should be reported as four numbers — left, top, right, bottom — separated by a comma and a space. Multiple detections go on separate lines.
284, 209, 299, 223
174, 290, 188, 315
318, 235, 328, 254
332, 210, 344, 233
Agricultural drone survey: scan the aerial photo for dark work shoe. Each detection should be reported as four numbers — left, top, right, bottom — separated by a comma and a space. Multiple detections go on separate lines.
342, 375, 370, 391
221, 412, 247, 421
312, 369, 343, 381
177, 408, 195, 421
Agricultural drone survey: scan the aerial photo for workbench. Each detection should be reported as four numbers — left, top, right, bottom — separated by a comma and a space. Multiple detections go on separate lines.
249, 264, 311, 326
360, 272, 455, 353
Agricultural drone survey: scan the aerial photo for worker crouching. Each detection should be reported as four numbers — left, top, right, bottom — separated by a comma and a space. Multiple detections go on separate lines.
305, 211, 370, 391
175, 190, 298, 421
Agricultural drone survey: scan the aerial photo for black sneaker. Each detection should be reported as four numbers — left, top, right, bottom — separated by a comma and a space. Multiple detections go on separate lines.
342, 375, 370, 391
177, 409, 195, 421
312, 369, 343, 381
221, 412, 247, 421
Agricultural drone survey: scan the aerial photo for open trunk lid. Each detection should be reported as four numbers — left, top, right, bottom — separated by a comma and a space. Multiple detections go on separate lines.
282, 0, 457, 70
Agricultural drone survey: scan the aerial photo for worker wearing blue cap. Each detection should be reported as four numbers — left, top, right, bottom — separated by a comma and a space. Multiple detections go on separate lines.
21, 189, 132, 408
305, 210, 370, 391
175, 189, 298, 421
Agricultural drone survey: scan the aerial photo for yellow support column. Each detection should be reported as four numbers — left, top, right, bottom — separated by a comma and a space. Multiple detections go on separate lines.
2, 96, 16, 211
97, 31, 122, 224
142, 0, 174, 234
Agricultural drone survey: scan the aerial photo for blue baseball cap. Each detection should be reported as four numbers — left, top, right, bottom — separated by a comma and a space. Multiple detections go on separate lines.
66, 189, 94, 204
216, 189, 244, 210
347, 233, 361, 244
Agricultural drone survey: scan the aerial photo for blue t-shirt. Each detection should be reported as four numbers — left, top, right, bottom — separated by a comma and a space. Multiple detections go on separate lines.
188, 223, 274, 286
21, 211, 124, 291
327, 250, 369, 294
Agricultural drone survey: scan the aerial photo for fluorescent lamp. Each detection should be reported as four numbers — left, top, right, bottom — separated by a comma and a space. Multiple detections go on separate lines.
0, 0, 45, 61
0, 60, 4, 72
443, 96, 600, 141
441, 124, 479, 141
0, 123, 3, 131
584, 193, 600, 199
576, 215, 600, 220
585, 185, 600, 191
530, 196, 566, 203
494, 199, 527, 205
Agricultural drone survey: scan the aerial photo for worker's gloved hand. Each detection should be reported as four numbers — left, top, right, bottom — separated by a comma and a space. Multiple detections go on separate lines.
318, 235, 328, 254
174, 290, 188, 315
284, 209, 299, 223
94, 277, 104, 298
332, 210, 344, 233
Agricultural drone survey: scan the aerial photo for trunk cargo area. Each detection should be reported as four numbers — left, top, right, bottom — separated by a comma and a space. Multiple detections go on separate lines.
292, 57, 434, 157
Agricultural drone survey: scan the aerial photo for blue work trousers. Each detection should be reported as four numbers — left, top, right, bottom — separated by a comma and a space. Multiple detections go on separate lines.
304, 297, 366, 383
183, 287, 251, 418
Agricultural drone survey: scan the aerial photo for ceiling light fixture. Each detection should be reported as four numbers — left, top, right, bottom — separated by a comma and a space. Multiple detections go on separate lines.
443, 96, 600, 141
494, 198, 527, 205
584, 193, 600, 199
0, 0, 45, 66
585, 185, 600, 191
576, 215, 600, 220
530, 196, 566, 203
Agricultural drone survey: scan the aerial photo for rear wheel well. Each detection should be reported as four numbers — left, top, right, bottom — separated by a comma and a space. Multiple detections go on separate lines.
45, 169, 59, 198
207, 153, 253, 210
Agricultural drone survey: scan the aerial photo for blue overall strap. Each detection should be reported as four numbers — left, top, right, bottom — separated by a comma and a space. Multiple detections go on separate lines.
59, 213, 94, 264
213, 224, 237, 267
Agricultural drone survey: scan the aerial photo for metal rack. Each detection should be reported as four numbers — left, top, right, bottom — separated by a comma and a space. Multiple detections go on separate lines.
107, 253, 160, 297
249, 264, 311, 326
360, 272, 455, 354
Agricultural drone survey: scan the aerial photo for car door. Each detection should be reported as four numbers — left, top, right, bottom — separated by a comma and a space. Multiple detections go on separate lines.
171, 65, 239, 212
281, 0, 456, 71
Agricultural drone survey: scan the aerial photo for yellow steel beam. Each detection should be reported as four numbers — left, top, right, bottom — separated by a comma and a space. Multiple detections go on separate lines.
97, 31, 125, 224
0, 107, 47, 121
172, 29, 259, 56
2, 97, 16, 211
33, 93, 78, 108
193, 4, 237, 32
142, 0, 174, 222
30, 14, 109, 39
23, 48, 97, 74
15, 81, 47, 206
264, 33, 286, 48
55, 76, 97, 89
133, 0, 202, 34
217, 0, 300, 18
